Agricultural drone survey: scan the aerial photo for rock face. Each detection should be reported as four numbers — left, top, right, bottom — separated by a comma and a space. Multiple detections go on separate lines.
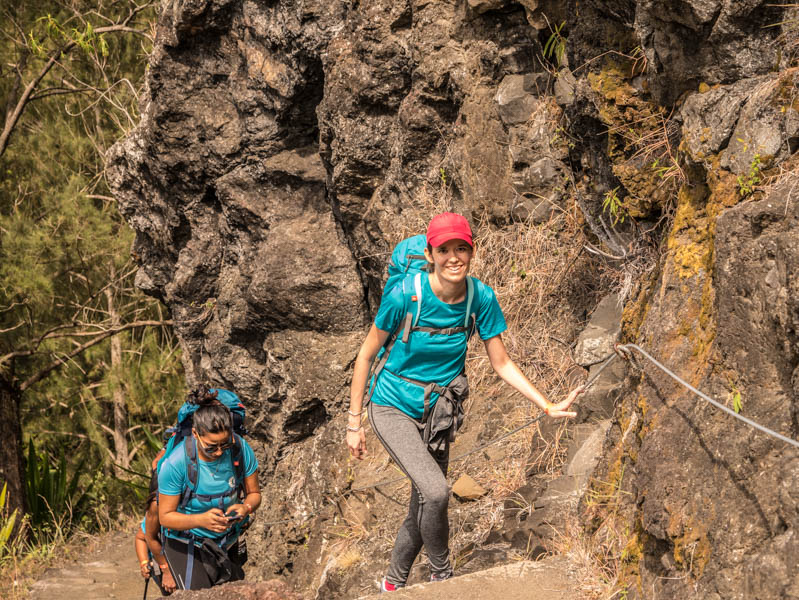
109, 0, 799, 598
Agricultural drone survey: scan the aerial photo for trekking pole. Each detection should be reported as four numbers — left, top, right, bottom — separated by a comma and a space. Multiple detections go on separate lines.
143, 564, 152, 600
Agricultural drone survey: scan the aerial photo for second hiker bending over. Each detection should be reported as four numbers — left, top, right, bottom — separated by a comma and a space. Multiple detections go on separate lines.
158, 394, 261, 590
347, 212, 584, 592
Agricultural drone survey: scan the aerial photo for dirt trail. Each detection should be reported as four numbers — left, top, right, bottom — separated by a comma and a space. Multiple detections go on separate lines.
28, 528, 578, 600
30, 530, 162, 600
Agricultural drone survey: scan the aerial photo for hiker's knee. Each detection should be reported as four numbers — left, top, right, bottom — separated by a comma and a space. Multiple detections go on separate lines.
422, 481, 450, 509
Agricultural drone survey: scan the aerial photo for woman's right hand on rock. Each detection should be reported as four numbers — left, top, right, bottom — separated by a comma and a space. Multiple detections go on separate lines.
198, 508, 230, 533
347, 428, 367, 460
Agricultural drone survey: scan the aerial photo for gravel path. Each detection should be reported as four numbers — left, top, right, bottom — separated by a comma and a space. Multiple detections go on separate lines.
28, 530, 579, 600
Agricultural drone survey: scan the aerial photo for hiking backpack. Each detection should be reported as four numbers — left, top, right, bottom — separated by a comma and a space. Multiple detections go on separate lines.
155, 388, 250, 546
366, 235, 478, 404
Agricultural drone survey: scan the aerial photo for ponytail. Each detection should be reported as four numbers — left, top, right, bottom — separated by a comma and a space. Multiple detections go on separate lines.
188, 385, 233, 435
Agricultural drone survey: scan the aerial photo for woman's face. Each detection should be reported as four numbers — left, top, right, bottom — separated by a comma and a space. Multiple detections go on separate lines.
425, 238, 473, 285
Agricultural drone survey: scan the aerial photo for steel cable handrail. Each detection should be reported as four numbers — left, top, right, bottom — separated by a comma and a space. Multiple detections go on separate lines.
617, 343, 799, 450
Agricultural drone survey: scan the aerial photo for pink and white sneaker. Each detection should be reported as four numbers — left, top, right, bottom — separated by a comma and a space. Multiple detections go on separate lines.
380, 578, 405, 592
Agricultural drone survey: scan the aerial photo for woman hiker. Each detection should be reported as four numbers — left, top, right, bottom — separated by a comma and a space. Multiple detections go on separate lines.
346, 212, 584, 592
134, 474, 177, 595
158, 394, 261, 590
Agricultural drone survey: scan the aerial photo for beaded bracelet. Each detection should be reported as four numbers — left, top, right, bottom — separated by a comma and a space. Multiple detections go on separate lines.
346, 424, 362, 432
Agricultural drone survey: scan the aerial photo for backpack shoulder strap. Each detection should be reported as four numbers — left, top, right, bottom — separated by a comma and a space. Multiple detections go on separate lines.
412, 272, 423, 327
179, 436, 199, 511
400, 273, 422, 344
230, 434, 246, 493
464, 276, 474, 327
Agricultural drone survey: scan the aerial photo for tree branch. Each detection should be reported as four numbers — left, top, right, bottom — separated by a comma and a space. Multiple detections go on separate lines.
0, 320, 26, 335
19, 319, 173, 391
28, 87, 94, 102
0, 16, 151, 159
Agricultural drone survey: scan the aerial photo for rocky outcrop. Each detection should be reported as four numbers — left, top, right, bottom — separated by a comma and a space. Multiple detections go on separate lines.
109, 0, 799, 598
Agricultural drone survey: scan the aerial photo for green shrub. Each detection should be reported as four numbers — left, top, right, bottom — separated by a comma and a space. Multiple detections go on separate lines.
0, 482, 18, 557
24, 438, 95, 540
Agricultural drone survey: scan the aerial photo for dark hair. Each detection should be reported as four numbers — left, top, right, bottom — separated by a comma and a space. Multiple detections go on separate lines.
145, 470, 158, 510
193, 402, 233, 435
187, 385, 218, 406
190, 386, 233, 435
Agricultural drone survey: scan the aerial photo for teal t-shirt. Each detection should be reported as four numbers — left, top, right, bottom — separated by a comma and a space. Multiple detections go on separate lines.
372, 273, 506, 418
158, 438, 258, 541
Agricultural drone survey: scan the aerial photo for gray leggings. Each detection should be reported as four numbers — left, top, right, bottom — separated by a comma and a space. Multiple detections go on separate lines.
369, 402, 451, 585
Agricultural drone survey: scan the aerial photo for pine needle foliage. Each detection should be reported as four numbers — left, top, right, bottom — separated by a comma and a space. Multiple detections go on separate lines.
0, 0, 182, 529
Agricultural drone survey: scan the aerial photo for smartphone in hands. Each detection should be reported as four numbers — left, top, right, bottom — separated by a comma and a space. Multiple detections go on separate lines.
225, 511, 242, 522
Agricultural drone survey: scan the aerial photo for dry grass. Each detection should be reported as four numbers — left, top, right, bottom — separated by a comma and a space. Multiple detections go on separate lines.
771, 5, 799, 67
0, 512, 127, 600
551, 517, 629, 599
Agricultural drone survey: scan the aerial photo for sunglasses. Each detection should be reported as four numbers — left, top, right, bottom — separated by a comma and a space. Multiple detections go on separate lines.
195, 434, 232, 454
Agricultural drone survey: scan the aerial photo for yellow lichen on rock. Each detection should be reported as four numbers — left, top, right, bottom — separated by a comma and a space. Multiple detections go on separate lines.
667, 182, 712, 279
672, 518, 712, 576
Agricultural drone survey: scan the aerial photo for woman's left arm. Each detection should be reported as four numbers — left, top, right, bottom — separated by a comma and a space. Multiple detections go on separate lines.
484, 335, 582, 418
226, 472, 261, 519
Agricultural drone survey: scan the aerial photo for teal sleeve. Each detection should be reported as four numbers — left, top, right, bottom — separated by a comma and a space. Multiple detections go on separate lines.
374, 280, 406, 333
475, 283, 507, 340
157, 452, 186, 497
242, 439, 258, 477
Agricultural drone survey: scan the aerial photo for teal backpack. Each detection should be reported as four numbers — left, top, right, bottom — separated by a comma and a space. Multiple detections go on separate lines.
366, 235, 478, 404
155, 388, 250, 553
381, 234, 429, 302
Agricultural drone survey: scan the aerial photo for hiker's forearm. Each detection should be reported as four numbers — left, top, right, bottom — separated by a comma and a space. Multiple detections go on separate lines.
135, 535, 149, 564
158, 510, 205, 531
349, 351, 372, 417
243, 492, 261, 514
144, 525, 165, 560
496, 360, 550, 411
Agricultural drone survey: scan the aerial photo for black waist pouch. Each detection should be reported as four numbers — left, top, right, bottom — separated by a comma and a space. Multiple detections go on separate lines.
200, 538, 245, 585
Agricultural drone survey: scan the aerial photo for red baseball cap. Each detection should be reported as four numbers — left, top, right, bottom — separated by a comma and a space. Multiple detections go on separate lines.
426, 212, 473, 248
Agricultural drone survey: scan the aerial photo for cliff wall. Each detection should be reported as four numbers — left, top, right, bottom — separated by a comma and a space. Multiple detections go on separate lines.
109, 1, 799, 597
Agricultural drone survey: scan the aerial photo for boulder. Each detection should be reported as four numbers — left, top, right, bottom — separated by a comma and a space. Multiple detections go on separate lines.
553, 69, 577, 106
510, 193, 561, 225
466, 0, 509, 13
634, 0, 784, 104
452, 474, 489, 500
681, 77, 767, 160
